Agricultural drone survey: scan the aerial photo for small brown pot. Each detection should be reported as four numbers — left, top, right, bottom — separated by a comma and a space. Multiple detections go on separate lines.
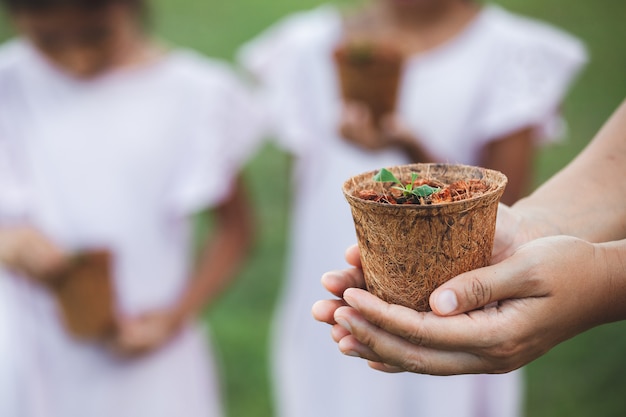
51, 249, 116, 340
343, 163, 507, 311
333, 42, 403, 126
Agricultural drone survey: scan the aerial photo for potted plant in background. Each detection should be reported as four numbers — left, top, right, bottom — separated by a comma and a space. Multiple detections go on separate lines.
50, 249, 117, 340
333, 40, 404, 126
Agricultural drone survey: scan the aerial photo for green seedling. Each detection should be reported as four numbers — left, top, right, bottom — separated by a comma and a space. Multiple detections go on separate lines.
346, 42, 375, 64
373, 168, 441, 198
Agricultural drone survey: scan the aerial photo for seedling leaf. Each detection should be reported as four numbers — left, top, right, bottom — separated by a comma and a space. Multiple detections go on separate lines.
373, 168, 441, 200
412, 185, 441, 198
373, 168, 401, 185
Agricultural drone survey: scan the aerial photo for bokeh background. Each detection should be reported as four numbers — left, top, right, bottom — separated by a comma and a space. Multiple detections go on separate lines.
1, 1, 625, 416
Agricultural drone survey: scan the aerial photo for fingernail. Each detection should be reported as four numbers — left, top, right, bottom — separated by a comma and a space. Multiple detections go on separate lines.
321, 271, 339, 283
344, 350, 360, 358
435, 289, 458, 315
335, 317, 352, 333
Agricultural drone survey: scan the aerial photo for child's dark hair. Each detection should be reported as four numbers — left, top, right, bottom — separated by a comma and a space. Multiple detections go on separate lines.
1, 0, 144, 12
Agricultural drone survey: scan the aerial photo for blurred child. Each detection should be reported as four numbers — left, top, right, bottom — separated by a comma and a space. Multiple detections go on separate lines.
0, 275, 20, 416
0, 0, 261, 416
239, 0, 586, 416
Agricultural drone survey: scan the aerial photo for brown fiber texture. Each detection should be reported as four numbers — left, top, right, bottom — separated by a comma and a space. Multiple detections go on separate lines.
51, 250, 117, 340
343, 163, 507, 311
333, 44, 403, 126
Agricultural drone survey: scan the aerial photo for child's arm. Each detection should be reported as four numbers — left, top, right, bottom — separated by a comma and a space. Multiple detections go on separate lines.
112, 175, 255, 356
0, 226, 68, 281
479, 127, 535, 206
175, 175, 255, 321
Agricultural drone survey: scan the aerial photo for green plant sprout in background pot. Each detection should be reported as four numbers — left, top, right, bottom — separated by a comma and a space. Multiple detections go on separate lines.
333, 40, 404, 126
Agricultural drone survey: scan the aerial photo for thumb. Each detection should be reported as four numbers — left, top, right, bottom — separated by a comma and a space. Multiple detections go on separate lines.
429, 254, 535, 316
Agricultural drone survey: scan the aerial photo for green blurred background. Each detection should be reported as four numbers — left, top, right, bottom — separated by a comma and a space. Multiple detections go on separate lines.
1, 1, 626, 416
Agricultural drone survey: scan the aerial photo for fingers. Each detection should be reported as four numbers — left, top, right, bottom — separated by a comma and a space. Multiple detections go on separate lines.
330, 323, 350, 342
429, 252, 544, 316
312, 299, 345, 325
321, 237, 589, 376
109, 320, 150, 357
340, 288, 522, 354
339, 102, 362, 140
8, 229, 69, 281
313, 245, 363, 322
318, 243, 364, 300
27, 238, 68, 280
379, 113, 397, 132
340, 289, 468, 349
314, 262, 366, 324
320, 267, 366, 299
109, 312, 179, 358
333, 302, 490, 375
379, 114, 411, 144
344, 244, 361, 268
344, 101, 371, 127
339, 102, 381, 149
367, 362, 406, 373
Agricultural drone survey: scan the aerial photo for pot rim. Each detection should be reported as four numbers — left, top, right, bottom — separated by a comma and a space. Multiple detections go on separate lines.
343, 163, 508, 211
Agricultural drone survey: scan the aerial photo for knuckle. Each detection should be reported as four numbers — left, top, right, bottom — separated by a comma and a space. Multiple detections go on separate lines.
464, 277, 493, 306
399, 351, 428, 374
489, 339, 521, 361
379, 304, 427, 347
482, 334, 524, 372
403, 315, 427, 347
471, 324, 525, 373
405, 328, 425, 347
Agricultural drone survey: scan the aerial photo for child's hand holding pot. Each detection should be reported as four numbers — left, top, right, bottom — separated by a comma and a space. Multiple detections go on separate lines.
339, 102, 434, 162
0, 226, 69, 283
110, 308, 185, 357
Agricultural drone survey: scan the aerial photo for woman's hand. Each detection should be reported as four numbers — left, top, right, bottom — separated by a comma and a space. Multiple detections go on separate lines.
314, 235, 625, 375
313, 204, 542, 328
491, 203, 560, 264
0, 226, 69, 282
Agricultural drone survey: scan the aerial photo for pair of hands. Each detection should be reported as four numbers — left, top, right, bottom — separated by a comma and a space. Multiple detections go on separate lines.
110, 309, 183, 358
312, 205, 620, 375
0, 226, 184, 357
339, 102, 419, 153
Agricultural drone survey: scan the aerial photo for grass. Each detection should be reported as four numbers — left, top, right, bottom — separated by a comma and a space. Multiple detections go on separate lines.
2, 1, 626, 416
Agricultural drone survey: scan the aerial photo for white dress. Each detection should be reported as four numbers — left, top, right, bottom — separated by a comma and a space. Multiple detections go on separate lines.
0, 277, 21, 417
0, 39, 261, 417
239, 5, 587, 417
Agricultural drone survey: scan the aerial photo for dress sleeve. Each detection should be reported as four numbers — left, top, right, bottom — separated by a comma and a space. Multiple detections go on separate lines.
166, 66, 264, 217
238, 7, 338, 155
475, 16, 588, 146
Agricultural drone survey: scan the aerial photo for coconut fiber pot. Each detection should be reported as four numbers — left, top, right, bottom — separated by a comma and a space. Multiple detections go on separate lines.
343, 163, 507, 311
333, 42, 403, 126
51, 249, 116, 340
